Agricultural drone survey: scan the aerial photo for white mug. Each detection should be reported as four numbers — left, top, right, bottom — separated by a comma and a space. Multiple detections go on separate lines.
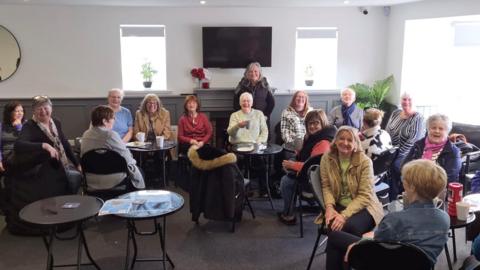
156, 136, 164, 148
136, 132, 145, 143
456, 201, 470, 221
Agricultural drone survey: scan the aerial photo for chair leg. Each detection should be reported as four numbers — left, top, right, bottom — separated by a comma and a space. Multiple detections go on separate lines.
298, 184, 304, 238
307, 227, 322, 270
245, 195, 255, 219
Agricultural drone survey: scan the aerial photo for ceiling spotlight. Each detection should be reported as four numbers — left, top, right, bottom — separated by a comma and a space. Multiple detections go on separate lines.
200, 1, 206, 4
344, 0, 350, 4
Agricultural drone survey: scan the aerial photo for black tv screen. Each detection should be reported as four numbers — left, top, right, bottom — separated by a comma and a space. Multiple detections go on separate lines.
202, 27, 272, 68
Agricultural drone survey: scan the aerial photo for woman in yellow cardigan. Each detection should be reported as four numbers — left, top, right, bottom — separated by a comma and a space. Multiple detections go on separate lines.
133, 94, 172, 142
321, 126, 383, 237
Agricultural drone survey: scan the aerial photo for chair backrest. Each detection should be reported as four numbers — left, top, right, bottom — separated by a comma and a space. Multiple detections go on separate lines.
348, 239, 433, 270
308, 165, 325, 212
372, 147, 399, 176
297, 155, 322, 183
81, 148, 129, 175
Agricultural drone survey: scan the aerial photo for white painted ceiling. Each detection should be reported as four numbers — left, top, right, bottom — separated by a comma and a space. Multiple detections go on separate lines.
0, 0, 425, 7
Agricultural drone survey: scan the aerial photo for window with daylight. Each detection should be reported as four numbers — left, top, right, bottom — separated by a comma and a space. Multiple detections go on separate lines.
294, 27, 338, 90
120, 25, 166, 91
402, 15, 480, 124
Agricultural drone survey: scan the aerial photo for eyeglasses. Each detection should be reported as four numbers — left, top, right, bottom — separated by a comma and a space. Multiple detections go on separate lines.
308, 120, 321, 126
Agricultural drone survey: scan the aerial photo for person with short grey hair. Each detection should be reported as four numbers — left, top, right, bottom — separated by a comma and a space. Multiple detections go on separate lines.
107, 88, 133, 142
328, 88, 364, 130
402, 113, 461, 182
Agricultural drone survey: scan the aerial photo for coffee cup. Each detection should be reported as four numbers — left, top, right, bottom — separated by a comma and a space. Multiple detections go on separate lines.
245, 120, 250, 129
136, 132, 145, 142
156, 136, 164, 148
456, 201, 470, 221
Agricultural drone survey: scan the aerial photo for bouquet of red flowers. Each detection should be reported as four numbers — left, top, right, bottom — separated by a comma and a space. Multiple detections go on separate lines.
190, 67, 210, 80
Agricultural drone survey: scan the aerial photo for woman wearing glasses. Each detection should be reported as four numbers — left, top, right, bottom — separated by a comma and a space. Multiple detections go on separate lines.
133, 94, 172, 142
14, 96, 82, 194
278, 109, 336, 225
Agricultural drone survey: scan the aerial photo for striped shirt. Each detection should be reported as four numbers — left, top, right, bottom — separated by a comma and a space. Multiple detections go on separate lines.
385, 109, 425, 157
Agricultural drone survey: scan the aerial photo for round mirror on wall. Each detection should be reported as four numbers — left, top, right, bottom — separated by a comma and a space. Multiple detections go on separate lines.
0, 25, 21, 81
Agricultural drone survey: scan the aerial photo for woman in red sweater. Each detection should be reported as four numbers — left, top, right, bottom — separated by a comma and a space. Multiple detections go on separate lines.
178, 95, 213, 154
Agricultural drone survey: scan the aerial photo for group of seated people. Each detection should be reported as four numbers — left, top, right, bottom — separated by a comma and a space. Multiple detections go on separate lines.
0, 61, 465, 267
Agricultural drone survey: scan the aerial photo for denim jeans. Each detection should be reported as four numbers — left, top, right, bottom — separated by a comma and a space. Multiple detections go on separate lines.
280, 174, 296, 215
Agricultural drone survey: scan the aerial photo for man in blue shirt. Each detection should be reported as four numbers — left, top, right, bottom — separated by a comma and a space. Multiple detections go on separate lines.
107, 88, 133, 142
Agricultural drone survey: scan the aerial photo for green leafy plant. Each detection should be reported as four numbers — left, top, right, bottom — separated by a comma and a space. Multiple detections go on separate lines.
349, 75, 394, 109
140, 61, 157, 82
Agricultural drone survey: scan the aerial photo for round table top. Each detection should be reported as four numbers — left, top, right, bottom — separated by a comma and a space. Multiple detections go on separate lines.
450, 212, 476, 228
232, 143, 283, 156
464, 193, 480, 212
115, 190, 184, 219
19, 195, 103, 226
127, 140, 177, 152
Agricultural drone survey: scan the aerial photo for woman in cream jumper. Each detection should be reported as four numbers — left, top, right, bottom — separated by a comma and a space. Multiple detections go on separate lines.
227, 92, 268, 145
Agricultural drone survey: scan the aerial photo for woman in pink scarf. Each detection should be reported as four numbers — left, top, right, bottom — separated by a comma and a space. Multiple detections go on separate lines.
402, 114, 461, 182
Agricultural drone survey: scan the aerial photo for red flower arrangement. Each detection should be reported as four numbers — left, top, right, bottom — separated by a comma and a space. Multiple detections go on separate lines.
190, 67, 211, 88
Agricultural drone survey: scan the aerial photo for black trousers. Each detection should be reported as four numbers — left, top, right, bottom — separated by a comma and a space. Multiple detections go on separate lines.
325, 207, 375, 270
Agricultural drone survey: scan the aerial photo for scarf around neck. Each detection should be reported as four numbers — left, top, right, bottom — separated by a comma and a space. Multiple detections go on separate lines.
32, 117, 70, 167
341, 103, 356, 127
422, 136, 447, 161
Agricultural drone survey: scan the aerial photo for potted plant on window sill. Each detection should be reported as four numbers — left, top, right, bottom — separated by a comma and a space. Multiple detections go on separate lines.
141, 61, 157, 88
304, 65, 314, 86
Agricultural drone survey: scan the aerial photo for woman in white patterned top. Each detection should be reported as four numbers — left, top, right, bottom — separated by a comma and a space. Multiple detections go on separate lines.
360, 108, 392, 159
280, 91, 312, 152
385, 93, 425, 199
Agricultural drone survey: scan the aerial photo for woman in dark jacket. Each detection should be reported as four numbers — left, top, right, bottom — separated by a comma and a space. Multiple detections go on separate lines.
14, 96, 82, 194
278, 109, 337, 225
233, 62, 275, 120
0, 101, 25, 172
402, 113, 461, 182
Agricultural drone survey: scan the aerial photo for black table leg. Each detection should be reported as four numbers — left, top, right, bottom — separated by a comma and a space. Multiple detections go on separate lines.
445, 243, 453, 270
156, 217, 174, 268
265, 155, 275, 210
452, 228, 457, 262
79, 225, 101, 270
42, 227, 56, 270
77, 225, 83, 270
162, 151, 167, 187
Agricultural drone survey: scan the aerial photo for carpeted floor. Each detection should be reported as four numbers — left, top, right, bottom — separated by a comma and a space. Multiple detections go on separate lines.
0, 187, 473, 269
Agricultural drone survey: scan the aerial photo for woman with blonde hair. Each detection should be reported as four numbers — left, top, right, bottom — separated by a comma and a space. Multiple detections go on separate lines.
360, 108, 393, 159
321, 126, 383, 237
133, 94, 172, 142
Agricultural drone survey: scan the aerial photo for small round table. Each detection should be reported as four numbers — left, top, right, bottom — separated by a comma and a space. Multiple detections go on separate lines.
19, 195, 103, 270
127, 141, 177, 188
232, 143, 283, 210
115, 190, 184, 270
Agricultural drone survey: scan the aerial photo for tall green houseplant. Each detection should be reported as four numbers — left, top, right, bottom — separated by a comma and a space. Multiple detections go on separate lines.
349, 75, 394, 110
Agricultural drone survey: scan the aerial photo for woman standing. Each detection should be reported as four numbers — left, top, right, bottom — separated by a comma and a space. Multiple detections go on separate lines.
0, 101, 25, 172
177, 95, 212, 154
385, 93, 425, 198
107, 88, 133, 143
402, 114, 461, 183
280, 90, 312, 152
278, 109, 336, 225
233, 62, 275, 121
321, 126, 383, 237
360, 108, 393, 159
14, 96, 82, 194
133, 94, 172, 142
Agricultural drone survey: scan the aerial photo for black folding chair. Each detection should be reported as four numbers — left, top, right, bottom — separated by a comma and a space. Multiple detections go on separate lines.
348, 239, 433, 270
81, 148, 132, 200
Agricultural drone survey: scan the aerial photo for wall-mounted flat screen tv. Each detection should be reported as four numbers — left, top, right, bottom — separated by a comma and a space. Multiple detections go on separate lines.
202, 27, 272, 68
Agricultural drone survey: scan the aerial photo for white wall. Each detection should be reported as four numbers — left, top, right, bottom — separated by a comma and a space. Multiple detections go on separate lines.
0, 4, 388, 98
387, 0, 480, 104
